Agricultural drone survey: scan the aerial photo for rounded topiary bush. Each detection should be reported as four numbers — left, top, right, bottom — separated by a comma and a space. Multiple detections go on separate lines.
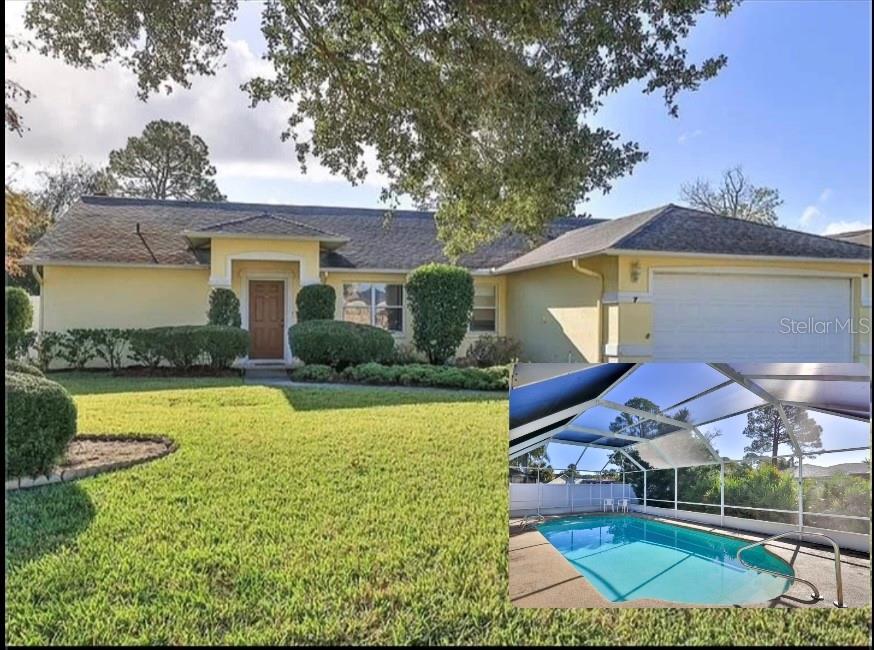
288, 320, 394, 368
406, 263, 474, 364
296, 284, 336, 321
6, 371, 77, 479
5, 286, 33, 333
207, 288, 242, 327
5, 358, 44, 377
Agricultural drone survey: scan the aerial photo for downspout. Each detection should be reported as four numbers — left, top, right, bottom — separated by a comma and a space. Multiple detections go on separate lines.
571, 259, 603, 362
31, 265, 44, 333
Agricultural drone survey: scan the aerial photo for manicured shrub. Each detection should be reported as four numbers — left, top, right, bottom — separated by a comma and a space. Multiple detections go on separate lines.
389, 342, 428, 365
91, 329, 131, 370
5, 358, 44, 377
296, 284, 336, 321
5, 286, 33, 333
5, 371, 77, 478
207, 288, 241, 327
34, 331, 64, 372
59, 329, 98, 370
6, 330, 36, 360
405, 264, 474, 364
288, 364, 338, 383
461, 335, 523, 368
128, 328, 164, 368
289, 320, 394, 369
340, 362, 509, 391
153, 326, 206, 369
200, 325, 249, 369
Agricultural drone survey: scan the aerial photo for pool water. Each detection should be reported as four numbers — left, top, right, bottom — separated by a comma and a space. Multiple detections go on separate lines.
537, 515, 793, 605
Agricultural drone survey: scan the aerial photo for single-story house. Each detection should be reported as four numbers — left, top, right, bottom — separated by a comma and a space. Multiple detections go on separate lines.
24, 196, 872, 366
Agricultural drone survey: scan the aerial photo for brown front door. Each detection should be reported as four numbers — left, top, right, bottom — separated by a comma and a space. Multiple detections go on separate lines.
249, 280, 285, 359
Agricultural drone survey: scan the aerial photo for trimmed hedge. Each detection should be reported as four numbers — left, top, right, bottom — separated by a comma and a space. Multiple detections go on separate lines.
461, 335, 522, 367
290, 362, 509, 391
43, 326, 249, 371
288, 320, 394, 368
406, 264, 474, 364
5, 358, 44, 377
296, 284, 336, 321
5, 287, 34, 359
207, 288, 242, 327
5, 370, 77, 478
132, 325, 249, 370
200, 325, 250, 369
288, 364, 338, 383
5, 286, 33, 333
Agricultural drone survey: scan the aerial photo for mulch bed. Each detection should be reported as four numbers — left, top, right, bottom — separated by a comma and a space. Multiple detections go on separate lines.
6, 434, 177, 491
58, 435, 177, 473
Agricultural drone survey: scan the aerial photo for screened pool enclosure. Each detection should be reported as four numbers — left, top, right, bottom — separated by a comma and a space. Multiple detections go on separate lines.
508, 363, 871, 553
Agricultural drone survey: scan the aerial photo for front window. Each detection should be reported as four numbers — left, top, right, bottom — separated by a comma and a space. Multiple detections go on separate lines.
342, 283, 404, 332
470, 284, 497, 332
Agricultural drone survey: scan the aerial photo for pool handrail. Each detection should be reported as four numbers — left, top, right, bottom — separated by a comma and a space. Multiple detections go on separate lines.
736, 531, 844, 607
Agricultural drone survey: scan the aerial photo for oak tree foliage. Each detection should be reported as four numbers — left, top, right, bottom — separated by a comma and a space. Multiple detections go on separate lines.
24, 0, 736, 255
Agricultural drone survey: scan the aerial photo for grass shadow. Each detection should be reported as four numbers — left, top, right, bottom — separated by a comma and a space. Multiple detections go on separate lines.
5, 481, 96, 570
277, 383, 507, 411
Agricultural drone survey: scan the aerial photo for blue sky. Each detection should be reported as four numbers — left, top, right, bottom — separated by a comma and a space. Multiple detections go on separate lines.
5, 0, 871, 235
516, 363, 871, 471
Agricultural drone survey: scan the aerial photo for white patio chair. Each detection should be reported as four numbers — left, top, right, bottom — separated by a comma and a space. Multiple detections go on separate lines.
602, 498, 614, 512
617, 498, 629, 513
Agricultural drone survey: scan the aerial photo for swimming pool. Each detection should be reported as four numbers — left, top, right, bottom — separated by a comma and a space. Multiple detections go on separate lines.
537, 515, 793, 605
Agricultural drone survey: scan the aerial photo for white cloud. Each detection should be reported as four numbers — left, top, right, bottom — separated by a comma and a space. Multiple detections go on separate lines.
677, 129, 703, 144
4, 18, 387, 196
819, 187, 833, 202
800, 205, 822, 226
821, 220, 869, 236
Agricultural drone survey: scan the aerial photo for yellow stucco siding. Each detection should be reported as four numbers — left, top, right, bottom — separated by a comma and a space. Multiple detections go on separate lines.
41, 265, 210, 332
608, 254, 872, 363
504, 258, 613, 363
209, 237, 321, 287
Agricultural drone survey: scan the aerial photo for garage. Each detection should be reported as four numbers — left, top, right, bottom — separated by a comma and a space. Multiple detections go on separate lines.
651, 271, 854, 361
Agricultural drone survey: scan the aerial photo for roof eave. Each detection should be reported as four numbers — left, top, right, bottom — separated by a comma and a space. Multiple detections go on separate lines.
604, 248, 873, 265
21, 258, 208, 270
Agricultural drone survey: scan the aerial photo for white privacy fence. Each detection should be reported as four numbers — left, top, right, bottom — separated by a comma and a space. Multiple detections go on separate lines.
510, 478, 638, 516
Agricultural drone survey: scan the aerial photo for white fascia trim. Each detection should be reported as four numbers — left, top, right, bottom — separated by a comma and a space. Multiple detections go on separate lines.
607, 248, 872, 266
490, 252, 602, 275
23, 260, 207, 270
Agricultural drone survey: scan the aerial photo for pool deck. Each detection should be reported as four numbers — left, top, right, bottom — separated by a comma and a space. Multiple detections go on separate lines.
509, 512, 871, 608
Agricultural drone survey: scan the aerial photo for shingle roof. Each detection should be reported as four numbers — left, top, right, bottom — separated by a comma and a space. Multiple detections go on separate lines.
26, 197, 871, 271
497, 204, 871, 272
188, 213, 346, 241
25, 196, 594, 269
827, 229, 871, 247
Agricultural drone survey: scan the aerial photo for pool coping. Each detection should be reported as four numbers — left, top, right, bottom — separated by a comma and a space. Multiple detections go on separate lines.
509, 511, 869, 608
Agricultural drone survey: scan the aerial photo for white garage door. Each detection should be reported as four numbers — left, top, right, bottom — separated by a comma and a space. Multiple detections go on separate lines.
652, 272, 853, 361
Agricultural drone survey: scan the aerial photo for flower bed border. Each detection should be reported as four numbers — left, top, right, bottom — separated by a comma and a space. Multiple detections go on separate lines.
5, 434, 177, 492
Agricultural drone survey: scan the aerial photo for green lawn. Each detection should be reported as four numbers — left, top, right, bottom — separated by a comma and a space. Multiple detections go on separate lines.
5, 374, 870, 645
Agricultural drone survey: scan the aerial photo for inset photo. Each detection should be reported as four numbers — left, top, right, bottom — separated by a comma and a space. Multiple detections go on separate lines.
508, 362, 871, 608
